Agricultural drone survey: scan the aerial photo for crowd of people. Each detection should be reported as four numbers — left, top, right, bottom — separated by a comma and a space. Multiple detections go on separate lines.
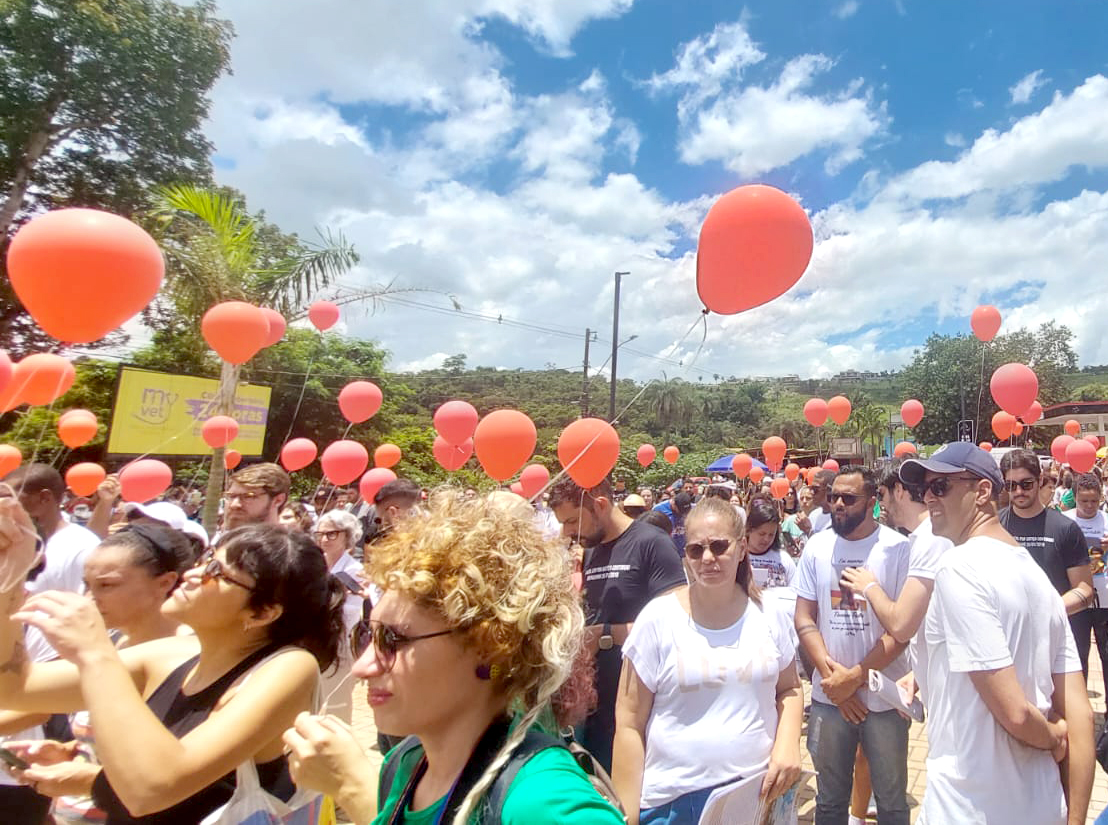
0, 438, 1104, 823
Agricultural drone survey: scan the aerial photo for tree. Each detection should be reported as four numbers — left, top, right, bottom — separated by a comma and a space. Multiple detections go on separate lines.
0, 0, 232, 352
643, 376, 694, 443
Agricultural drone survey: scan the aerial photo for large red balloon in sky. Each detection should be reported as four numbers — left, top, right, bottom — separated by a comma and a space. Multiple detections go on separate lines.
900, 400, 924, 428
696, 185, 813, 315
433, 400, 479, 445
202, 302, 269, 365
636, 444, 657, 467
474, 410, 536, 482
990, 363, 1038, 418
803, 398, 828, 427
971, 305, 1002, 343
338, 381, 383, 424
558, 418, 620, 488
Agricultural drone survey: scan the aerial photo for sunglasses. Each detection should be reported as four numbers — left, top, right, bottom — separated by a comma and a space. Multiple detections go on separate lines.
829, 492, 862, 506
923, 474, 980, 498
351, 620, 456, 668
195, 549, 256, 592
685, 538, 733, 560
312, 529, 345, 542
1005, 478, 1039, 492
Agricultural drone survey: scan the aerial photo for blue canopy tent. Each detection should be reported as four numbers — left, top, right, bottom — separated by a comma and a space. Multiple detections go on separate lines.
706, 454, 770, 474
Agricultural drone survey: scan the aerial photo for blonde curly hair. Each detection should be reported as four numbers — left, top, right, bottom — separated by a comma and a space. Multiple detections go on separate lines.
367, 490, 585, 823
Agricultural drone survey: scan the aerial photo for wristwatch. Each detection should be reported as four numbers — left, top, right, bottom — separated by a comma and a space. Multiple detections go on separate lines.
598, 622, 614, 650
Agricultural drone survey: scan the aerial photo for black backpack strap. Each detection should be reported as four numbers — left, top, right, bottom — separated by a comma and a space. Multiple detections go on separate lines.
483, 729, 565, 821
377, 735, 423, 811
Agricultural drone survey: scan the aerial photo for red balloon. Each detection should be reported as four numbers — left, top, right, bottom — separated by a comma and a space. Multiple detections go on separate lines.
1085, 434, 1101, 450
785, 462, 800, 481
520, 464, 551, 499
1024, 400, 1043, 425
1064, 419, 1081, 437
749, 467, 766, 484
224, 449, 242, 470
636, 444, 657, 468
201, 415, 239, 449
558, 418, 621, 488
0, 445, 21, 477
474, 410, 537, 482
338, 381, 383, 424
202, 302, 269, 365
827, 396, 851, 426
663, 446, 680, 465
374, 443, 402, 469
66, 462, 106, 496
1012, 421, 1024, 436
900, 400, 924, 428
991, 411, 1016, 441
822, 459, 840, 472
770, 477, 790, 499
11, 354, 75, 406
510, 482, 525, 496
1067, 439, 1097, 473
119, 459, 172, 503
762, 436, 787, 470
6, 209, 164, 343
979, 441, 993, 452
433, 400, 479, 446
1051, 434, 1075, 464
308, 301, 340, 331
731, 453, 753, 479
432, 436, 472, 471
803, 398, 828, 427
696, 185, 813, 315
359, 467, 397, 503
57, 409, 98, 448
321, 440, 369, 485
260, 308, 287, 347
0, 351, 12, 396
893, 441, 917, 457
280, 438, 318, 472
990, 363, 1038, 418
971, 305, 1002, 343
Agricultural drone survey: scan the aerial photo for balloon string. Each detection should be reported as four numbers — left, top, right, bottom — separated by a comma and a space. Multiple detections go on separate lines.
315, 421, 356, 515
282, 334, 322, 446
975, 341, 987, 443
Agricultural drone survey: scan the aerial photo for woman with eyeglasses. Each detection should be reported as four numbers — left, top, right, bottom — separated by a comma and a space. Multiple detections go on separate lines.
0, 505, 345, 825
611, 496, 803, 824
281, 492, 625, 825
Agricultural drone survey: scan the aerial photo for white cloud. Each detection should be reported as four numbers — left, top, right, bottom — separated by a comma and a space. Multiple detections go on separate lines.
944, 132, 966, 148
395, 352, 454, 372
834, 1, 860, 19
1010, 69, 1048, 105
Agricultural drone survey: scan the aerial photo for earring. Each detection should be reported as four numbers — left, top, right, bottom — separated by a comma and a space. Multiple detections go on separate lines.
476, 664, 501, 680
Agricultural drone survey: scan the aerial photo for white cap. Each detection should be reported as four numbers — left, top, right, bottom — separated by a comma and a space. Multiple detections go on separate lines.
123, 501, 209, 548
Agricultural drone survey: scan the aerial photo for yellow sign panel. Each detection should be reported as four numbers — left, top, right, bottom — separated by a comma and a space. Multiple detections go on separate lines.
107, 367, 272, 457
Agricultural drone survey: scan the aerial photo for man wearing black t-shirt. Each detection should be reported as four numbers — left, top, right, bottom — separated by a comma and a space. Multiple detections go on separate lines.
549, 476, 685, 772
999, 449, 1096, 677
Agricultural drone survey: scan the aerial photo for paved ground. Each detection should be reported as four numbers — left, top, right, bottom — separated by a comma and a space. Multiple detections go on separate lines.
346, 655, 1108, 823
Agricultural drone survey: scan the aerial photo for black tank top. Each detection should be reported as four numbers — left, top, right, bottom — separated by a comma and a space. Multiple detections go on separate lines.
92, 643, 296, 824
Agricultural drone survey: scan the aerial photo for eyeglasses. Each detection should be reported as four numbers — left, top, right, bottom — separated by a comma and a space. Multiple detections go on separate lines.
312, 529, 344, 542
225, 490, 268, 505
923, 475, 980, 498
685, 538, 733, 560
1005, 478, 1039, 492
195, 549, 256, 592
829, 492, 862, 506
350, 619, 456, 669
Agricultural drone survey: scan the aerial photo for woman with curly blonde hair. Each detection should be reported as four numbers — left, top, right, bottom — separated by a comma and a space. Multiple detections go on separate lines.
282, 491, 624, 824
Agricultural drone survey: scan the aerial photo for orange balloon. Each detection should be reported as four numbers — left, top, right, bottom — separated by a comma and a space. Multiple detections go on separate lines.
201, 415, 239, 449
201, 302, 269, 365
280, 438, 318, 472
785, 462, 800, 481
224, 449, 242, 470
1012, 421, 1024, 436
749, 467, 766, 484
900, 400, 924, 428
979, 441, 993, 452
0, 351, 13, 396
696, 185, 813, 315
762, 436, 787, 470
1085, 434, 1101, 450
0, 445, 21, 477
636, 444, 657, 467
11, 354, 75, 406
57, 409, 98, 448
991, 411, 1016, 441
119, 459, 172, 503
6, 209, 164, 343
558, 418, 621, 488
1024, 400, 1043, 425
971, 305, 1002, 343
260, 308, 287, 347
1064, 419, 1081, 437
663, 446, 680, 465
770, 477, 791, 499
321, 440, 369, 485
803, 398, 828, 427
374, 443, 402, 469
308, 301, 340, 331
827, 395, 852, 426
893, 441, 917, 457
65, 462, 106, 496
432, 436, 472, 471
474, 410, 537, 482
731, 453, 753, 478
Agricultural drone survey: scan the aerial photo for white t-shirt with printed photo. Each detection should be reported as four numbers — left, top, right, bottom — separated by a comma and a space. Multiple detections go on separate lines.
1063, 508, 1108, 606
794, 523, 911, 712
917, 536, 1079, 825
622, 591, 797, 809
748, 548, 797, 614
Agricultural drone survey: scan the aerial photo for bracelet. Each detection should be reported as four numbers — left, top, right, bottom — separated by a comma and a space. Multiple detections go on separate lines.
862, 582, 879, 597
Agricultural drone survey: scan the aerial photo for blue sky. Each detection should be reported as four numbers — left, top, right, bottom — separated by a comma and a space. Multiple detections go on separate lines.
201, 0, 1108, 381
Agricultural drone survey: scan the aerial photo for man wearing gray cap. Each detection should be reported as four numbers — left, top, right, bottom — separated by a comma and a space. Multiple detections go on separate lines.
899, 442, 1092, 825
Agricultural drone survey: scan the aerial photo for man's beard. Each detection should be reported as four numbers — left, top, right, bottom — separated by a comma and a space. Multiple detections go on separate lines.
576, 524, 608, 549
831, 509, 866, 537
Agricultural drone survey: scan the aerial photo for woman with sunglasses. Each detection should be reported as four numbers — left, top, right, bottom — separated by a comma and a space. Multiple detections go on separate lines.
0, 505, 345, 824
612, 496, 803, 824
281, 492, 624, 825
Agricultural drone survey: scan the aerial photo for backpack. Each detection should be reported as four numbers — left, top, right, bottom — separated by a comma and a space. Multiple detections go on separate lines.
378, 727, 626, 823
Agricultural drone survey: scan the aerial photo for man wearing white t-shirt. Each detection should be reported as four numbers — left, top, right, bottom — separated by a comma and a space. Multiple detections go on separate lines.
795, 467, 912, 825
900, 442, 1093, 825
1065, 473, 1108, 698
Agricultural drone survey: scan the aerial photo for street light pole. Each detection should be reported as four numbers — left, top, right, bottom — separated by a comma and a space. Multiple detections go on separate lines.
610, 271, 628, 422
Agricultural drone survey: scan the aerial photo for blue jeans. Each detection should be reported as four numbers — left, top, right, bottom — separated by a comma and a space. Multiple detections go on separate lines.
641, 787, 716, 825
807, 700, 910, 825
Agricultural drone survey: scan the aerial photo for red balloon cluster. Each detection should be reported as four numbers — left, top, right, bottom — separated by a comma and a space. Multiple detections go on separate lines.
260, 308, 287, 347
558, 418, 620, 488
785, 463, 800, 482
1024, 401, 1043, 425
749, 467, 766, 484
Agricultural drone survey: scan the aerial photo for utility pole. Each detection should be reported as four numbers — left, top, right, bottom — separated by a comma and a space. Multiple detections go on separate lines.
581, 327, 597, 417
610, 271, 628, 422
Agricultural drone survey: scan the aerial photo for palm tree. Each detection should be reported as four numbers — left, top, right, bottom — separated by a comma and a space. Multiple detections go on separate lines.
847, 402, 889, 460
150, 185, 363, 532
644, 375, 694, 444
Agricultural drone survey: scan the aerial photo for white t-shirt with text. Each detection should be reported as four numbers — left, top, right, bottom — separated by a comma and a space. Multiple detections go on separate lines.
1063, 509, 1108, 606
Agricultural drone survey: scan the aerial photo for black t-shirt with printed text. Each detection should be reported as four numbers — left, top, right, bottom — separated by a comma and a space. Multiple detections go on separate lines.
999, 506, 1089, 596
